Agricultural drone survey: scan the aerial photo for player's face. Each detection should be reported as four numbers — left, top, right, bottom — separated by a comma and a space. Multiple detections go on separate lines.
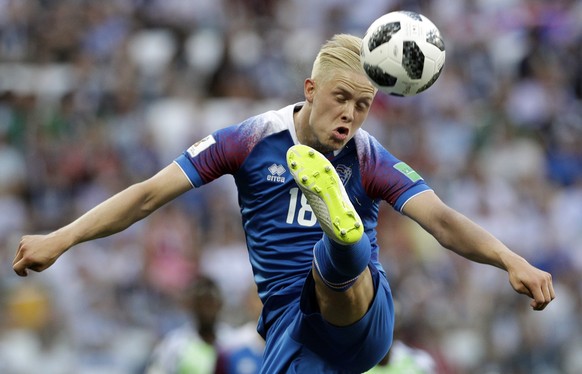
303, 70, 376, 153
193, 293, 222, 327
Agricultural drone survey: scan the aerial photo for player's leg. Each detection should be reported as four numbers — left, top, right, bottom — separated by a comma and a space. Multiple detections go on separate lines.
287, 144, 374, 326
312, 235, 375, 326
261, 264, 394, 373
311, 263, 373, 326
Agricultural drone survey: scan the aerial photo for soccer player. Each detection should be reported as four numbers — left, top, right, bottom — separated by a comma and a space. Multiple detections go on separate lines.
218, 284, 265, 374
146, 275, 227, 374
13, 34, 555, 373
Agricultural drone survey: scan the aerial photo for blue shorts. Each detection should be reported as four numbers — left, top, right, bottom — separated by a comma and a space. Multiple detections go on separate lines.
260, 264, 394, 374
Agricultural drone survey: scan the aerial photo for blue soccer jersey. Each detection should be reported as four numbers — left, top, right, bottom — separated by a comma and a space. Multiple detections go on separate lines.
174, 103, 431, 371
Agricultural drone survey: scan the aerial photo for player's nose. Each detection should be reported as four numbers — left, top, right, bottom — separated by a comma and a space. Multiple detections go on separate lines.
341, 105, 355, 123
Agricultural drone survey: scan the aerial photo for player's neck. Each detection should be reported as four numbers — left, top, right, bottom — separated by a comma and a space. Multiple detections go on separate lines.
293, 104, 311, 146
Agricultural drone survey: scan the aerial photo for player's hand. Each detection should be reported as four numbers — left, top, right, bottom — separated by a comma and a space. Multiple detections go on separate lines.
507, 258, 555, 311
13, 234, 68, 277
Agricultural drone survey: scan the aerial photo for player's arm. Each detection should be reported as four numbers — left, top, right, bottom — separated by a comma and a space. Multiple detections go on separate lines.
401, 190, 555, 311
13, 162, 192, 276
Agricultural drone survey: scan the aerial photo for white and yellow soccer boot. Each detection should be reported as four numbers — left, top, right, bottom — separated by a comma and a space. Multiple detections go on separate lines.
286, 144, 363, 244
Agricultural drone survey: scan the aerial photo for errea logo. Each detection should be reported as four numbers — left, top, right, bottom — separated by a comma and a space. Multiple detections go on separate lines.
267, 164, 286, 183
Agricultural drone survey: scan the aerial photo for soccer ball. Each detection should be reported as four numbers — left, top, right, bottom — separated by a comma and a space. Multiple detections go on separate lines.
360, 11, 446, 96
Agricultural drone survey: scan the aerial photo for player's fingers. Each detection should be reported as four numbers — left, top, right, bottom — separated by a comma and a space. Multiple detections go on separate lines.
13, 258, 29, 277
541, 273, 556, 309
14, 255, 49, 276
12, 250, 21, 267
12, 238, 25, 266
530, 290, 544, 310
531, 274, 555, 311
12, 240, 28, 277
532, 298, 551, 311
13, 237, 36, 277
513, 280, 533, 299
548, 275, 556, 301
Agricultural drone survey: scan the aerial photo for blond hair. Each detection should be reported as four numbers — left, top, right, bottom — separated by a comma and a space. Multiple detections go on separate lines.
311, 34, 365, 82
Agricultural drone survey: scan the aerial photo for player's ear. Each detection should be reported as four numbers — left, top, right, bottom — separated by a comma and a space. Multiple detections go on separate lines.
304, 78, 316, 103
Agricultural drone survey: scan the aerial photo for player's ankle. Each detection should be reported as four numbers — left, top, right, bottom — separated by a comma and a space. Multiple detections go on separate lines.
313, 235, 371, 291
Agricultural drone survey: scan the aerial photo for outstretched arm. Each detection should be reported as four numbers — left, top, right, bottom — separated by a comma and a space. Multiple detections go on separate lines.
402, 190, 555, 310
13, 162, 192, 276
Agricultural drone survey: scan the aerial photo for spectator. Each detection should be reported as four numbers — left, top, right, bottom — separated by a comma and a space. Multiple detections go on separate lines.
146, 275, 231, 374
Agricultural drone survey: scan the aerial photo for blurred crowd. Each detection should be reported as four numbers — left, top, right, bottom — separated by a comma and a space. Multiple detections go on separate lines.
1, 0, 581, 373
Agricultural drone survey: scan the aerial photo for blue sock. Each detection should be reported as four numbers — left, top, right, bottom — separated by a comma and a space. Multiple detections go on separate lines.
313, 234, 371, 291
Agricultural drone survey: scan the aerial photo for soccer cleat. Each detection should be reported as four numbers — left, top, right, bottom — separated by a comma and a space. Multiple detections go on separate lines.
286, 145, 363, 244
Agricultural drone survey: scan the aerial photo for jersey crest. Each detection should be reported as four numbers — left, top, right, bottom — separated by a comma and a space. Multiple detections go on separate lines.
335, 164, 353, 185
